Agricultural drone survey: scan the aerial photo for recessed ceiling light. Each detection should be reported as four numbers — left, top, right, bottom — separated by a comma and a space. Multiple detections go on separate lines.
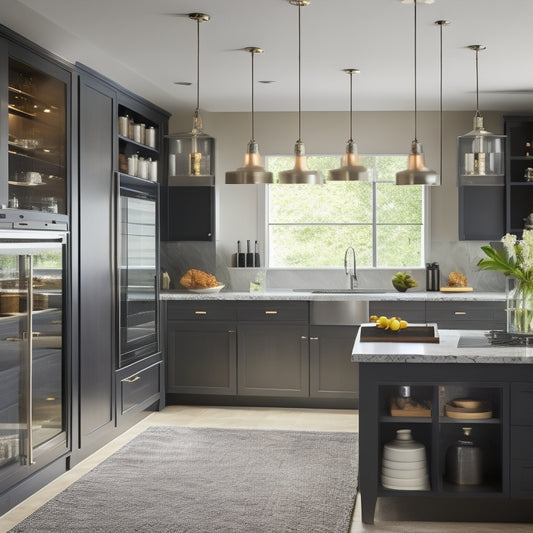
174, 81, 192, 86
259, 80, 276, 84
401, 0, 434, 4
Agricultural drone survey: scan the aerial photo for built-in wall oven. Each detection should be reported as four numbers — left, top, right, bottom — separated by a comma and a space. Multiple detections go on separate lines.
117, 173, 159, 368
0, 230, 68, 492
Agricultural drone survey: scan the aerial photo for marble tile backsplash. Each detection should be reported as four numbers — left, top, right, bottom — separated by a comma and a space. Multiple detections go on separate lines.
215, 241, 505, 293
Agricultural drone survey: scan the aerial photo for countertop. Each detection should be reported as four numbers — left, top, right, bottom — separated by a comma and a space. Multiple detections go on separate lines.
160, 289, 505, 302
351, 327, 532, 364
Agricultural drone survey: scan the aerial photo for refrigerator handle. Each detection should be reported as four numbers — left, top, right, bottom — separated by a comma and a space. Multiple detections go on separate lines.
113, 171, 121, 361
25, 254, 34, 465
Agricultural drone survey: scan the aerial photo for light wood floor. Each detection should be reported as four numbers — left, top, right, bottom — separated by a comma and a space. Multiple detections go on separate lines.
1, 405, 531, 532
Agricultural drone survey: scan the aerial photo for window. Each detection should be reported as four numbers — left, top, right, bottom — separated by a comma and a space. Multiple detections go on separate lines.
265, 155, 426, 268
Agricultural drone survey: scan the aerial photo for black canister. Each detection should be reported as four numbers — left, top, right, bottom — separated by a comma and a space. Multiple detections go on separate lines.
426, 263, 433, 291
431, 262, 440, 291
445, 427, 483, 485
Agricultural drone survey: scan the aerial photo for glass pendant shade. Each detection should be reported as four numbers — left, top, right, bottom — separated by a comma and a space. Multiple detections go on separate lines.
225, 47, 272, 184
458, 45, 505, 185
279, 0, 323, 185
458, 113, 505, 184
396, 141, 438, 185
279, 140, 323, 184
167, 13, 215, 182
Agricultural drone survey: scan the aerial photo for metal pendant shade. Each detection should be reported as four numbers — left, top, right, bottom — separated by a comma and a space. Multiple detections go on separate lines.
457, 45, 505, 183
279, 0, 323, 185
226, 47, 273, 184
329, 69, 368, 181
396, 0, 438, 186
167, 13, 215, 180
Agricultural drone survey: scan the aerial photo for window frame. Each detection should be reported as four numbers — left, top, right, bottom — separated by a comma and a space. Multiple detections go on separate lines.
257, 154, 431, 269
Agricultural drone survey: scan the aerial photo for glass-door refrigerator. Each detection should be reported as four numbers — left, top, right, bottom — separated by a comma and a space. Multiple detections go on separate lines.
0, 230, 68, 493
118, 174, 159, 368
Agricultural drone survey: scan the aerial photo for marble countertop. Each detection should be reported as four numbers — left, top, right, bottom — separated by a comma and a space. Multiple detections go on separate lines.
351, 327, 532, 364
160, 289, 505, 302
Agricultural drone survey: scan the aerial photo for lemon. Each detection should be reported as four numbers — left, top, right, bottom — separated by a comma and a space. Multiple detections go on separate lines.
376, 316, 390, 329
389, 318, 401, 331
400, 320, 408, 329
369, 315, 378, 323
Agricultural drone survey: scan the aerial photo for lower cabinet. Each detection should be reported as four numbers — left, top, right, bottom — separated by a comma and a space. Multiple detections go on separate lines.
238, 323, 309, 397
309, 325, 358, 399
166, 321, 237, 395
165, 301, 356, 406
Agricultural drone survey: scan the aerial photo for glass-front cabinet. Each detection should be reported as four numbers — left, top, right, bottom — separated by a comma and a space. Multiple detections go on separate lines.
1, 41, 70, 227
0, 230, 68, 494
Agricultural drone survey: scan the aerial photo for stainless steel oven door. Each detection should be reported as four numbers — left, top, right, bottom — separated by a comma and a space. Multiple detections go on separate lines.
118, 176, 159, 368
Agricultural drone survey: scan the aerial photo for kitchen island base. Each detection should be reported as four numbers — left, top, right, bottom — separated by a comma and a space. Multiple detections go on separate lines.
359, 361, 533, 525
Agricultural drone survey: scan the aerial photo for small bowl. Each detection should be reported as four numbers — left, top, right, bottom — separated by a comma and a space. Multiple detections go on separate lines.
452, 398, 482, 409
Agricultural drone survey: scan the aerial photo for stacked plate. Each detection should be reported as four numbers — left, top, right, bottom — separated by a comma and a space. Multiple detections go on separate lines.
381, 429, 430, 490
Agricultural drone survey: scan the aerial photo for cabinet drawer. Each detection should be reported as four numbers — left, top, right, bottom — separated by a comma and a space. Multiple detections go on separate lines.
511, 461, 533, 498
167, 301, 237, 321
120, 363, 160, 415
426, 301, 505, 330
237, 301, 309, 322
369, 301, 425, 323
511, 383, 533, 426
511, 426, 533, 461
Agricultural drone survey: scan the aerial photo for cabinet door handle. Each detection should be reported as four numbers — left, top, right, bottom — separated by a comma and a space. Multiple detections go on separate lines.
265, 310, 278, 315
123, 376, 141, 383
301, 335, 308, 340
454, 311, 467, 315
195, 310, 207, 315
310, 336, 319, 341
228, 330, 236, 334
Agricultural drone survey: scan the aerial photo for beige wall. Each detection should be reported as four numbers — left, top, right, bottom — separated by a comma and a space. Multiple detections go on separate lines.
169, 110, 505, 263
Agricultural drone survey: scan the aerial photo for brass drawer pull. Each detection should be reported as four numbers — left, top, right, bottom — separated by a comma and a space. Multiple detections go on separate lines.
301, 336, 308, 340
454, 311, 467, 315
195, 310, 207, 315
265, 310, 278, 315
310, 336, 319, 341
123, 376, 141, 383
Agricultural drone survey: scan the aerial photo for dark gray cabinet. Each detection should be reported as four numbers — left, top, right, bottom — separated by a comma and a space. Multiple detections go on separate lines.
78, 70, 116, 455
510, 383, 533, 498
238, 323, 309, 397
358, 363, 533, 524
309, 325, 358, 400
167, 321, 237, 395
370, 300, 505, 330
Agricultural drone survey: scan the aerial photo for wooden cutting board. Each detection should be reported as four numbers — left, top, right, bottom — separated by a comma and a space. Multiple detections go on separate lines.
360, 325, 439, 343
439, 286, 473, 292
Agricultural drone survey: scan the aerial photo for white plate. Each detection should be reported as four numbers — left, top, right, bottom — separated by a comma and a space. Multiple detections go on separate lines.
188, 284, 225, 293
381, 474, 430, 490
381, 466, 427, 479
382, 458, 426, 470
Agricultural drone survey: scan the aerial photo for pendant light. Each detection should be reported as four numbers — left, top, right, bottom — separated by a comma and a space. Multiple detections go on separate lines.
329, 69, 368, 181
279, 0, 323, 185
225, 47, 273, 184
396, 0, 439, 186
457, 45, 505, 183
167, 13, 215, 181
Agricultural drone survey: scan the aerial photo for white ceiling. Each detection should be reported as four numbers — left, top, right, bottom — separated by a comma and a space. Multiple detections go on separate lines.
1, 0, 533, 114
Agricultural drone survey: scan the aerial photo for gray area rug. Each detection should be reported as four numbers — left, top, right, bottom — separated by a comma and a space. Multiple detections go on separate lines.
10, 426, 358, 533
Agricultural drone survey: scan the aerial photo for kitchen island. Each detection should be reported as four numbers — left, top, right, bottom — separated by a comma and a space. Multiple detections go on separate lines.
352, 327, 533, 524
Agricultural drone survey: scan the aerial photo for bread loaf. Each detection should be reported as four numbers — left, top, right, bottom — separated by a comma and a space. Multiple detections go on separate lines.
180, 269, 219, 289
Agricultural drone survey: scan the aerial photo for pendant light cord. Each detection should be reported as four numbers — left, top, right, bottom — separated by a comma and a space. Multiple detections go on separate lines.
297, 1, 302, 143
413, 0, 418, 142
251, 50, 256, 142
349, 70, 353, 142
196, 17, 200, 113
475, 47, 480, 115
439, 21, 443, 180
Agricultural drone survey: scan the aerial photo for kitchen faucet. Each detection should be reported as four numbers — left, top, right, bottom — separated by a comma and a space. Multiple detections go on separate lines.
344, 246, 358, 289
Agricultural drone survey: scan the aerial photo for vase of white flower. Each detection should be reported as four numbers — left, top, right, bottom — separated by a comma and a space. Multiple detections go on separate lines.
478, 230, 533, 334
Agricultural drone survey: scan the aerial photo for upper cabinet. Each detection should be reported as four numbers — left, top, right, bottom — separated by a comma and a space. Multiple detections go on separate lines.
1, 39, 72, 228
505, 115, 533, 237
